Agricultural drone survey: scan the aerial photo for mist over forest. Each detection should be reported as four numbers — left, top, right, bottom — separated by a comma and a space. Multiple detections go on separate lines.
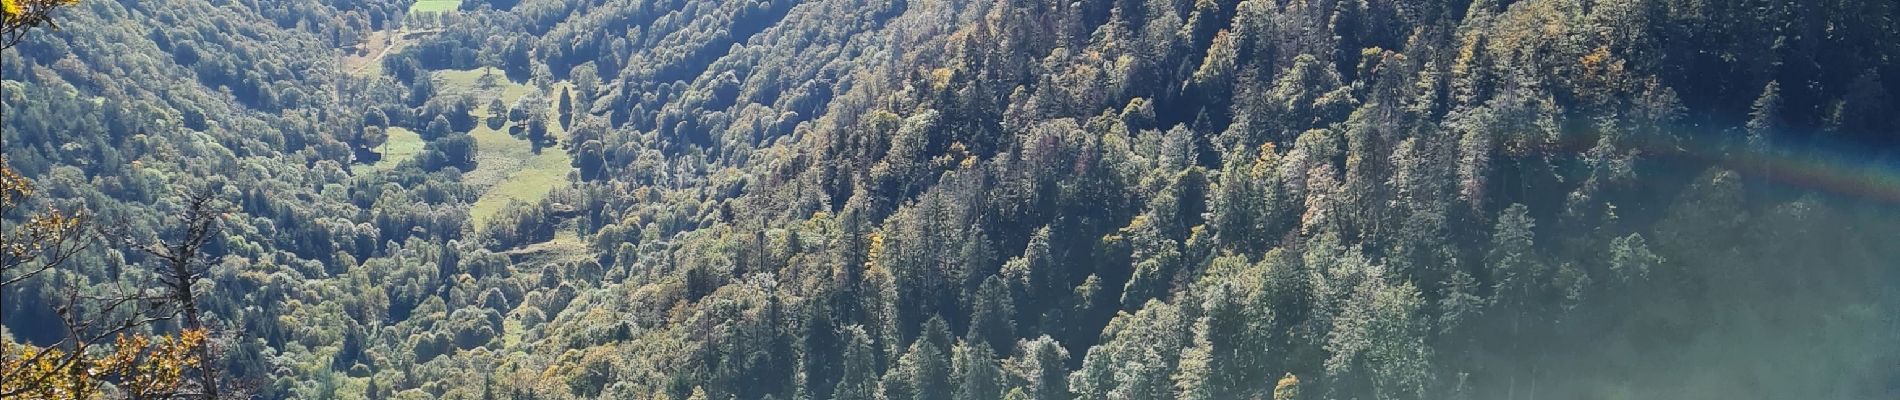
2, 0, 1898, 399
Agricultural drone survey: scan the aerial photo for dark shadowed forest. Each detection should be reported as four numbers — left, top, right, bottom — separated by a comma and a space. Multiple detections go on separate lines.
3, 0, 1898, 398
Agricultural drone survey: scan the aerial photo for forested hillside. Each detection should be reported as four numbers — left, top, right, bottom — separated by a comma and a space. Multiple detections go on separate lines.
3, 0, 1898, 399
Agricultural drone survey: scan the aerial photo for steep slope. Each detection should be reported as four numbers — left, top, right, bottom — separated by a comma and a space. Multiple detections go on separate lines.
3, 0, 1898, 399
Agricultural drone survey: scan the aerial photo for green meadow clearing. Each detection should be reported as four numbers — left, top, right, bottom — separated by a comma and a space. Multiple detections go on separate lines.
409, 0, 461, 14
345, 66, 577, 232
431, 68, 576, 230
350, 127, 424, 175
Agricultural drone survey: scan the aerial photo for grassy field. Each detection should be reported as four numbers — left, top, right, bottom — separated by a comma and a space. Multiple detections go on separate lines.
350, 127, 425, 175
435, 68, 537, 105
430, 68, 575, 230
409, 0, 461, 14
464, 125, 572, 228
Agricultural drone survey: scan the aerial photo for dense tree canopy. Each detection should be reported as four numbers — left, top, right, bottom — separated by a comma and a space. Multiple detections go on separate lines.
4, 0, 1899, 399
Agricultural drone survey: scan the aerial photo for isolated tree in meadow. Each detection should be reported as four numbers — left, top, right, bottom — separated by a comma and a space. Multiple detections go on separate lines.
476, 68, 500, 89
508, 95, 534, 123
526, 110, 551, 146
558, 86, 574, 130
486, 98, 507, 129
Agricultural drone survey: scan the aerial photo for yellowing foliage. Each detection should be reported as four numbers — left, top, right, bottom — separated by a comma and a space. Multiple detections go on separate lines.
1273, 373, 1301, 400
3, 161, 207, 399
1252, 142, 1282, 179
3, 160, 88, 288
0, 329, 206, 399
0, 206, 80, 258
0, 161, 33, 208
865, 231, 885, 270
3, 0, 81, 51
1578, 46, 1622, 79
945, 141, 976, 170
1576, 45, 1629, 105
1, 0, 78, 21
928, 67, 955, 92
